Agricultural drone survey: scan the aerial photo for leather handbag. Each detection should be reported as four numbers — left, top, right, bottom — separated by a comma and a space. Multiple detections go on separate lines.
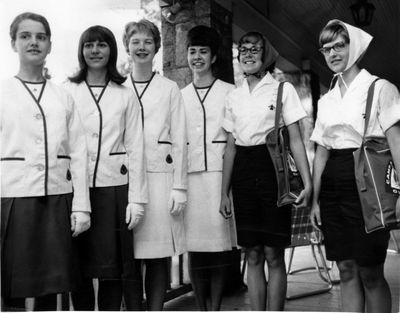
353, 79, 400, 233
266, 82, 304, 207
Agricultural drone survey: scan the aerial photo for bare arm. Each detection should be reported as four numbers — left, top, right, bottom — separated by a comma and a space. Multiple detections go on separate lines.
310, 144, 330, 230
287, 122, 312, 208
219, 133, 236, 218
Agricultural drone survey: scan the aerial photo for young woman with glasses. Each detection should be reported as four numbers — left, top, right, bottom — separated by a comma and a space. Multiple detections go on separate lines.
310, 19, 400, 313
220, 31, 312, 311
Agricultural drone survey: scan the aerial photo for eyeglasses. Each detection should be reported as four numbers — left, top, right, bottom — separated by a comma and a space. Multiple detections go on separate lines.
238, 46, 263, 55
319, 42, 347, 56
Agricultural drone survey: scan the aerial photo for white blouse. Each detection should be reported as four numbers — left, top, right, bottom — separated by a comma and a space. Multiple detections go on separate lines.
223, 72, 306, 146
310, 69, 400, 149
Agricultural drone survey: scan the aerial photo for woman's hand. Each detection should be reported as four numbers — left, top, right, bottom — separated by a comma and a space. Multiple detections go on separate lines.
310, 202, 322, 231
294, 186, 312, 208
168, 189, 187, 216
126, 203, 145, 230
71, 211, 91, 237
219, 193, 233, 219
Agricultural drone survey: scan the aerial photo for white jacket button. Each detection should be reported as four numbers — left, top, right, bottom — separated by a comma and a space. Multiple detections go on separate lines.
92, 133, 99, 138
35, 113, 42, 120
91, 155, 97, 162
35, 138, 42, 144
37, 164, 44, 171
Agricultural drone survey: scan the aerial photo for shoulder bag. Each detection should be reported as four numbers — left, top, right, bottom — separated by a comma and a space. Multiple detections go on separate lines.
265, 82, 304, 207
353, 78, 400, 233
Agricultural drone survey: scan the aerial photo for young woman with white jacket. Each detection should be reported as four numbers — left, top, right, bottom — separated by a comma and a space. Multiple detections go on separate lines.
1, 12, 90, 311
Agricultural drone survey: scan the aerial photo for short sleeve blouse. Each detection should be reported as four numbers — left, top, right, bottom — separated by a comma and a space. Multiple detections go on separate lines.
310, 69, 400, 149
222, 72, 306, 146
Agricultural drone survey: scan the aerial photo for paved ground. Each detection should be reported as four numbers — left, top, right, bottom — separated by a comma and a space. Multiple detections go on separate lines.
165, 236, 400, 312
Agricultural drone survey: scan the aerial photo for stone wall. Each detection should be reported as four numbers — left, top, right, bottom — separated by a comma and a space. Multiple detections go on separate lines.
161, 0, 233, 88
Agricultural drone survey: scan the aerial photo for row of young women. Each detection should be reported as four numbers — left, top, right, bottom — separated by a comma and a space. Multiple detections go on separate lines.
1, 11, 399, 313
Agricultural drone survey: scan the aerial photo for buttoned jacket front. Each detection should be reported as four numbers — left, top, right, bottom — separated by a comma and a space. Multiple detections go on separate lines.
0, 77, 90, 212
64, 80, 148, 204
124, 73, 187, 190
182, 79, 234, 173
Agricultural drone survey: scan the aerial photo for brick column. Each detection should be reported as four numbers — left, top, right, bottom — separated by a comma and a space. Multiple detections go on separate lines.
161, 0, 234, 88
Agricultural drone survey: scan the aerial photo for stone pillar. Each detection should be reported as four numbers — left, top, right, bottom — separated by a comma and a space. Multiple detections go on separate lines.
161, 0, 234, 88
160, 0, 243, 294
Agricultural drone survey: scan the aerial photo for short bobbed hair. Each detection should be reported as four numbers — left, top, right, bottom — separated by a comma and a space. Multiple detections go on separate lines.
186, 25, 221, 57
123, 19, 161, 53
319, 21, 350, 47
10, 12, 51, 41
69, 25, 126, 85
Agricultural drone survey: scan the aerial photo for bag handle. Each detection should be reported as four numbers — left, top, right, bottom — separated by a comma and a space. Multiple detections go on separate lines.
356, 78, 380, 192
362, 78, 380, 141
273, 82, 285, 144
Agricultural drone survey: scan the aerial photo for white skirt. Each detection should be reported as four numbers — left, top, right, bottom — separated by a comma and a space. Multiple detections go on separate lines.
184, 171, 237, 252
133, 172, 186, 259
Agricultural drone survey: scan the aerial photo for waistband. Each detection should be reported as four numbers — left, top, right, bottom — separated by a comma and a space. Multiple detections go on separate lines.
235, 144, 266, 152
329, 148, 357, 158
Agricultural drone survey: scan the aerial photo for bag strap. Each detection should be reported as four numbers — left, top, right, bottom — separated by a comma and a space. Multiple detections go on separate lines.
362, 78, 380, 140
273, 82, 285, 144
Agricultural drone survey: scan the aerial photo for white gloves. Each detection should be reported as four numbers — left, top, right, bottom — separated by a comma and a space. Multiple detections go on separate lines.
126, 203, 145, 230
71, 211, 91, 237
168, 189, 187, 216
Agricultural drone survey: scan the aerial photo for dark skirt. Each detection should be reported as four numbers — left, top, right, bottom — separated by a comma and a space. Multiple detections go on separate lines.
231, 144, 292, 248
75, 185, 135, 278
1, 194, 78, 298
188, 251, 234, 270
320, 149, 390, 266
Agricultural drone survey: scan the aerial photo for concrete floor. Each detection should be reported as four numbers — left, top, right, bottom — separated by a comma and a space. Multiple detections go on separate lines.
164, 235, 400, 312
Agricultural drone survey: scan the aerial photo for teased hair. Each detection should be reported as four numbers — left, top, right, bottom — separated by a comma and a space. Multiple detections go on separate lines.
186, 25, 221, 56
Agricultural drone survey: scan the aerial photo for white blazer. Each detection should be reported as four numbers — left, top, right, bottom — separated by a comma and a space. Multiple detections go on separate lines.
181, 79, 234, 173
64, 80, 148, 204
124, 73, 187, 190
0, 77, 90, 212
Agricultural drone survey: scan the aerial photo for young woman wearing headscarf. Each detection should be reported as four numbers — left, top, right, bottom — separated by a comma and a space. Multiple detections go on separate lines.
220, 31, 312, 311
310, 19, 400, 313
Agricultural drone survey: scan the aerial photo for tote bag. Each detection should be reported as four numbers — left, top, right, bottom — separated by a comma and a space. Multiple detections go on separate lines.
353, 79, 400, 233
266, 82, 303, 207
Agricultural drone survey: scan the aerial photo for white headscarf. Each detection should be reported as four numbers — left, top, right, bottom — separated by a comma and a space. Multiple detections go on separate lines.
326, 19, 372, 71
325, 19, 373, 89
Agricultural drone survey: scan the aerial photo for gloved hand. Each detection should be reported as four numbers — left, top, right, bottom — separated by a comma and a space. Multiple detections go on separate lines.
126, 203, 145, 230
71, 211, 91, 237
168, 189, 187, 216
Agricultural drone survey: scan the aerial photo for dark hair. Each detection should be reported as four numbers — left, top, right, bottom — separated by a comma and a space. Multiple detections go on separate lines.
69, 25, 126, 84
10, 12, 51, 41
186, 25, 220, 57
123, 19, 161, 53
319, 21, 350, 47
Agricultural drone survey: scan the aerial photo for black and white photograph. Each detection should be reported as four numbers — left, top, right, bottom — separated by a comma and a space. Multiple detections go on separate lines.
1, 0, 399, 312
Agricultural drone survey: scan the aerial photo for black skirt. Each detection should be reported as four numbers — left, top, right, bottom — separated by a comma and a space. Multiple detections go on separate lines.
231, 144, 292, 248
74, 185, 136, 278
1, 194, 79, 298
320, 149, 389, 266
